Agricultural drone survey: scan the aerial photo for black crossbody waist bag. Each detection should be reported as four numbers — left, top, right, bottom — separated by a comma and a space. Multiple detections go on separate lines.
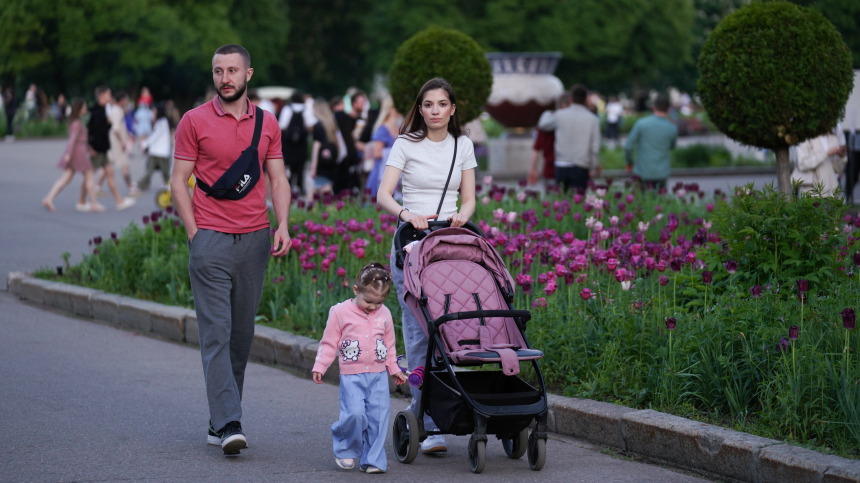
196, 106, 264, 200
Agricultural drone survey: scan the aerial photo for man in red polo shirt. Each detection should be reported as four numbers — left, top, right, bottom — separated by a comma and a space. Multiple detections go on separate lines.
170, 44, 292, 456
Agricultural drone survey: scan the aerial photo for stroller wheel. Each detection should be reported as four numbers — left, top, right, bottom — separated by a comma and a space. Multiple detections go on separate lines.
527, 431, 546, 471
468, 434, 486, 474
501, 428, 528, 459
392, 410, 419, 464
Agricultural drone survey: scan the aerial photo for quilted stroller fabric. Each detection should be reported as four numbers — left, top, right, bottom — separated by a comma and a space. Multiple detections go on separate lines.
402, 227, 539, 375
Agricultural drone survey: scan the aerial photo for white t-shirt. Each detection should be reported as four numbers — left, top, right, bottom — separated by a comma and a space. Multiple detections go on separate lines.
606, 102, 623, 124
386, 133, 477, 220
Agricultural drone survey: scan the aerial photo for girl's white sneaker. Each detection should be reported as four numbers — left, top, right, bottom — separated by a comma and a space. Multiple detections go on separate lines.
361, 465, 385, 474
335, 458, 355, 470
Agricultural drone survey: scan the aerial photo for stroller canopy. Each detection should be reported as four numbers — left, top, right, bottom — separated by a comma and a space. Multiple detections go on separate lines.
403, 227, 515, 304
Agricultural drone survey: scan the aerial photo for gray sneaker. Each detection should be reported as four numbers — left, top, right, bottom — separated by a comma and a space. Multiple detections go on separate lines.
207, 422, 221, 445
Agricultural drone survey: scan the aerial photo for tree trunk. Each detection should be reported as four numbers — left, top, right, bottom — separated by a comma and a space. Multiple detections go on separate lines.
775, 146, 791, 195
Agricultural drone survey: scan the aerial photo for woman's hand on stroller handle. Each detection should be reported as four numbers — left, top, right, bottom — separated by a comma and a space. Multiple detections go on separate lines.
402, 212, 437, 230
448, 211, 469, 228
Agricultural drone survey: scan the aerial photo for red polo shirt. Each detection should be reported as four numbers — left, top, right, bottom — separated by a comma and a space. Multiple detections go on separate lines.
174, 97, 282, 234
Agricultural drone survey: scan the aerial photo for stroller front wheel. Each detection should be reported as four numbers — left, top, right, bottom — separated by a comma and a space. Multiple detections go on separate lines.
501, 428, 529, 459
392, 410, 419, 464
468, 434, 486, 474
527, 431, 546, 471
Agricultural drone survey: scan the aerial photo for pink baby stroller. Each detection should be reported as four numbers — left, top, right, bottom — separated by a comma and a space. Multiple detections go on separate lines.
392, 221, 548, 473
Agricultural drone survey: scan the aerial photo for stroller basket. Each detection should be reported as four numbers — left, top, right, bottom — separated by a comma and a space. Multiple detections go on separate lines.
426, 370, 541, 436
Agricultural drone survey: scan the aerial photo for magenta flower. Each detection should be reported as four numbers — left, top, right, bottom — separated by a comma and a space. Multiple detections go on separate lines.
777, 337, 790, 353
606, 258, 618, 271
544, 280, 558, 296
665, 317, 676, 331
670, 259, 682, 272
724, 260, 737, 274
751, 285, 763, 298
788, 325, 799, 340
842, 308, 856, 330
580, 288, 592, 300
702, 271, 713, 284
853, 252, 860, 267
797, 279, 808, 293
656, 261, 667, 272
532, 297, 547, 308
142, 215, 150, 225
93, 236, 102, 245
659, 275, 669, 286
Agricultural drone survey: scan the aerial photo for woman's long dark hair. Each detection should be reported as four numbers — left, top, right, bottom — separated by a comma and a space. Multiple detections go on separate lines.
399, 78, 462, 142
67, 98, 85, 122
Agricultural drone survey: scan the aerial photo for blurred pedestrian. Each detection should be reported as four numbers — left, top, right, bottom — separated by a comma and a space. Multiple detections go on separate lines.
529, 92, 571, 186
134, 99, 153, 139
333, 92, 364, 193
278, 91, 316, 192
136, 102, 174, 191
51, 94, 68, 123
85, 86, 135, 211
42, 99, 104, 212
792, 126, 847, 197
249, 90, 276, 115
137, 86, 153, 107
624, 95, 678, 190
365, 96, 401, 196
538, 84, 601, 192
605, 96, 623, 144
4, 87, 16, 137
102, 90, 139, 196
308, 97, 341, 200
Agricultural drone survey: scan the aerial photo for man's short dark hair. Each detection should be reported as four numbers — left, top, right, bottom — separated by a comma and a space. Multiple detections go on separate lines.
290, 91, 305, 104
95, 85, 110, 97
329, 96, 344, 108
247, 89, 259, 101
558, 92, 573, 107
654, 95, 670, 113
570, 85, 588, 105
352, 89, 367, 100
114, 90, 128, 101
213, 44, 251, 69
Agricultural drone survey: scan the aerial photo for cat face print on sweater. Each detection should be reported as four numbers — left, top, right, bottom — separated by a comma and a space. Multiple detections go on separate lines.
340, 340, 360, 362
374, 339, 387, 362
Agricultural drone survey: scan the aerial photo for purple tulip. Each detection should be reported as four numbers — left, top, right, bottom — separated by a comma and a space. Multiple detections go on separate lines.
777, 337, 791, 353
110, 232, 117, 240
142, 215, 150, 225
93, 236, 102, 245
853, 252, 860, 267
797, 279, 808, 293
580, 288, 592, 300
842, 308, 856, 330
665, 317, 676, 331
659, 275, 669, 286
702, 271, 713, 284
153, 224, 162, 233
670, 259, 682, 272
724, 260, 737, 274
750, 285, 763, 298
789, 325, 799, 340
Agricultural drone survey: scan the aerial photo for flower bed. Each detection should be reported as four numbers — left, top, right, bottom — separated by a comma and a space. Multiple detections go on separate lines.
39, 179, 860, 457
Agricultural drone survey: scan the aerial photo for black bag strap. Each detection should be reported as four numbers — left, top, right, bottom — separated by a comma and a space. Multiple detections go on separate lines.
435, 136, 458, 216
250, 106, 264, 147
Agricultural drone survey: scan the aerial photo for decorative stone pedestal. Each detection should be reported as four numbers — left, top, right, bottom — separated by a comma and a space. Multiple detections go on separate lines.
487, 133, 533, 180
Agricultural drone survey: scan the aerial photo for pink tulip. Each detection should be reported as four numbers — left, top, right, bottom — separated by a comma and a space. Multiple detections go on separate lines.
580, 288, 592, 300
532, 297, 547, 308
656, 260, 667, 272
606, 258, 618, 271
337, 267, 347, 277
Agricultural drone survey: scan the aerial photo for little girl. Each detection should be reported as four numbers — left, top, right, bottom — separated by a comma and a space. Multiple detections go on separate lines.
313, 262, 407, 473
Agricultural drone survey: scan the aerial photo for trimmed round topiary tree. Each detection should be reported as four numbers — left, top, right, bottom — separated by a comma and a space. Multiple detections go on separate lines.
388, 26, 492, 124
697, 0, 854, 194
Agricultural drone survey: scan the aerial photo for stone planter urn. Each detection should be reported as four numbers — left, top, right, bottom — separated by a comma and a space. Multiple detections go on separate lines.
484, 52, 564, 179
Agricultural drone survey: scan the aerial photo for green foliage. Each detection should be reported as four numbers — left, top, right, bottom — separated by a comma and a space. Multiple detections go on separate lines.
790, 0, 860, 69
15, 119, 68, 138
600, 144, 768, 170
388, 26, 492, 124
705, 183, 847, 289
697, 1, 854, 151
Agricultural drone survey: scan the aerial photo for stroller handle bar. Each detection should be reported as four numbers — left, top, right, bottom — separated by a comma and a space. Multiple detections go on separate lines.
432, 309, 532, 330
394, 220, 485, 269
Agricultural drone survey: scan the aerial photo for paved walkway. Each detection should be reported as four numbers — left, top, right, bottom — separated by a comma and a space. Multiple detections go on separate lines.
0, 292, 706, 482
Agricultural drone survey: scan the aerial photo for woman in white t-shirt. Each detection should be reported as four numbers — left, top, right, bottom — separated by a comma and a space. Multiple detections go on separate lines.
376, 78, 477, 454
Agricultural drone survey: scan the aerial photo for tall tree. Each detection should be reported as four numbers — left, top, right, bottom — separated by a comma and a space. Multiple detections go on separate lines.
790, 0, 860, 68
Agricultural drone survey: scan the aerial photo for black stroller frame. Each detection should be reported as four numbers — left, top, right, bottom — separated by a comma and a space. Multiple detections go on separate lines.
391, 221, 549, 473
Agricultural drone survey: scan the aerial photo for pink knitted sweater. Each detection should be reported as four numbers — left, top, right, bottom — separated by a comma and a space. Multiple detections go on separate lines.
312, 299, 401, 376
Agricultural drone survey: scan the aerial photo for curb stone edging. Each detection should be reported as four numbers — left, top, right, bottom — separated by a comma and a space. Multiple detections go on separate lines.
7, 273, 860, 483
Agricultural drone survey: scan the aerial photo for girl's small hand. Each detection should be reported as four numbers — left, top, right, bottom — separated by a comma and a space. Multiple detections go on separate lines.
448, 212, 469, 228
312, 371, 323, 384
403, 212, 437, 230
393, 372, 407, 385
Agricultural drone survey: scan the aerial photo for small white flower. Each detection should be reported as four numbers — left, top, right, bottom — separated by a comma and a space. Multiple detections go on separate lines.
585, 216, 596, 229
677, 189, 687, 198
654, 214, 664, 222
483, 175, 493, 185
517, 191, 527, 202
481, 196, 490, 205
638, 221, 649, 232
600, 229, 610, 240
609, 215, 619, 226
594, 221, 604, 232
595, 188, 607, 198
621, 280, 632, 291
506, 211, 518, 224
704, 221, 712, 230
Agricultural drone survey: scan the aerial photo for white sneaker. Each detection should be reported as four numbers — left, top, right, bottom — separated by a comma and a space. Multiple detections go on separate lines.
128, 185, 142, 197
361, 465, 385, 473
75, 202, 91, 212
420, 434, 447, 454
116, 197, 135, 211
